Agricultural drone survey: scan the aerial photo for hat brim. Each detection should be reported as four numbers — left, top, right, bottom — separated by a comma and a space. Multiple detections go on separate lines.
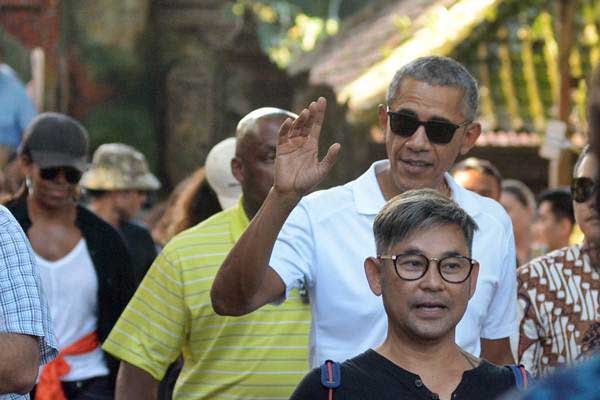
30, 150, 88, 173
80, 170, 161, 191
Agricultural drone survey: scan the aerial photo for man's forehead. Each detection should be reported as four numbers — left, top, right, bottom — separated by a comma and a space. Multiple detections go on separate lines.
389, 224, 468, 252
238, 118, 281, 151
388, 78, 466, 118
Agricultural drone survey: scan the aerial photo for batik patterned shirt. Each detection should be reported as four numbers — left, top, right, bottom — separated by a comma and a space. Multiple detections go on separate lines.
517, 244, 600, 377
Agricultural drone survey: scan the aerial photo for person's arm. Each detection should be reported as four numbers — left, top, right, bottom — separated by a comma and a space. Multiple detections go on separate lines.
211, 97, 340, 316
0, 207, 56, 394
516, 271, 542, 376
115, 361, 159, 400
480, 337, 515, 365
0, 333, 39, 394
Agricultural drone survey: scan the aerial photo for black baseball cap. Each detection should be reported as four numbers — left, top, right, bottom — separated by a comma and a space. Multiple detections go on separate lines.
19, 112, 89, 172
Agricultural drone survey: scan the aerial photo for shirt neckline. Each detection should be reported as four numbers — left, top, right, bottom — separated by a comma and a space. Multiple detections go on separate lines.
34, 238, 86, 266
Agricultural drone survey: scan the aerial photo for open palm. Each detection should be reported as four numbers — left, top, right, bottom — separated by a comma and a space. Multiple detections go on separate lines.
274, 97, 341, 198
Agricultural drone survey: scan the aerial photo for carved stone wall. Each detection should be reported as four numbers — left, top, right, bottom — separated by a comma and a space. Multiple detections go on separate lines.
156, 1, 293, 188
164, 56, 221, 185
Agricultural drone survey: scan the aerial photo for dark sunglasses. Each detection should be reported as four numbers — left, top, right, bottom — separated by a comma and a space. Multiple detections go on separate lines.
571, 177, 599, 203
40, 167, 82, 184
387, 110, 470, 145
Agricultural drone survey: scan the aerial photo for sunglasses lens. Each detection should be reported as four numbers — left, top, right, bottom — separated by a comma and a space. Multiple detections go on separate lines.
425, 120, 457, 144
388, 112, 458, 144
40, 168, 60, 181
389, 112, 420, 137
40, 167, 81, 184
571, 177, 597, 203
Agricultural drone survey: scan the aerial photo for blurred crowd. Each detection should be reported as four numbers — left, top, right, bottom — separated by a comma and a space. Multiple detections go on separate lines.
0, 45, 599, 400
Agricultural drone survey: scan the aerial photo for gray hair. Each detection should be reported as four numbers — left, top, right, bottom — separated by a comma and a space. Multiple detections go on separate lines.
236, 107, 298, 142
374, 189, 478, 255
386, 56, 479, 122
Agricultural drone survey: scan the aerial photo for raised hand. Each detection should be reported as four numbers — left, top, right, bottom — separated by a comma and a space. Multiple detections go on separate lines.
274, 97, 341, 200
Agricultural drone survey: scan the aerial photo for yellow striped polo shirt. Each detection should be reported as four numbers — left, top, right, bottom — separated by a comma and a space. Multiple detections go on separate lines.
102, 198, 311, 399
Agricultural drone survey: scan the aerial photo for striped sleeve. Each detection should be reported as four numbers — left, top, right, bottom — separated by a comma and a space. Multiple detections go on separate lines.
102, 247, 187, 380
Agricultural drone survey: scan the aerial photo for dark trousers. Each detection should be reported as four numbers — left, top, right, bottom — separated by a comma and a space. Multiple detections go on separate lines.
31, 376, 113, 400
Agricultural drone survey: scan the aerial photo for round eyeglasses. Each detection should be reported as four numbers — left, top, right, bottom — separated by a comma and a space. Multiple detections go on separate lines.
378, 253, 477, 284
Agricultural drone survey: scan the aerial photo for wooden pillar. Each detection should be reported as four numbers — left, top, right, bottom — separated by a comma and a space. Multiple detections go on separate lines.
550, 0, 576, 187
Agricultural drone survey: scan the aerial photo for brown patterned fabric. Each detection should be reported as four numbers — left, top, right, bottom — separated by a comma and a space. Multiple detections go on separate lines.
517, 244, 600, 377
580, 321, 600, 358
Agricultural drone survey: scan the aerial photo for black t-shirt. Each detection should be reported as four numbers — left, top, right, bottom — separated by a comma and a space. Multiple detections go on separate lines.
119, 220, 158, 285
290, 350, 516, 400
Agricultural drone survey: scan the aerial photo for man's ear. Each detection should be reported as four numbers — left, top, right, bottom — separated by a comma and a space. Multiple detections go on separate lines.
364, 257, 383, 296
459, 122, 481, 156
468, 261, 480, 299
230, 157, 243, 185
377, 104, 388, 133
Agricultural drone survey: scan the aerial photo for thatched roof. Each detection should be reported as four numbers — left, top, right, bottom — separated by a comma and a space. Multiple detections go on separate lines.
290, 0, 502, 112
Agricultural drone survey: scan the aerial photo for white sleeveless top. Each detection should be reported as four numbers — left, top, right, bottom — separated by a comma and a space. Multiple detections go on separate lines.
36, 239, 109, 381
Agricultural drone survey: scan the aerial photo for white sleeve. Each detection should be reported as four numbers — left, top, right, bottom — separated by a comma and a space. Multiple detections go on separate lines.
269, 201, 314, 300
481, 227, 518, 339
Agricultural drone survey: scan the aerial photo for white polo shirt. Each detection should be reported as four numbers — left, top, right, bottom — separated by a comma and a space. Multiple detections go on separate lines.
270, 160, 517, 367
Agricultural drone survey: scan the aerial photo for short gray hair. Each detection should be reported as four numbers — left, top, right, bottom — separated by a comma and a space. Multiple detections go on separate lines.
386, 56, 479, 122
373, 189, 478, 255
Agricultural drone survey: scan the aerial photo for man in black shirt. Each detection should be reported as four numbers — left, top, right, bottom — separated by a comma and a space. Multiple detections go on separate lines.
80, 143, 160, 285
291, 189, 519, 399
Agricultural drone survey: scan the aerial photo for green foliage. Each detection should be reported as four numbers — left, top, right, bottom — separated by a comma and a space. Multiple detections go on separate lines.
81, 100, 158, 172
229, 0, 367, 67
62, 0, 160, 171
452, 0, 600, 133
0, 27, 31, 82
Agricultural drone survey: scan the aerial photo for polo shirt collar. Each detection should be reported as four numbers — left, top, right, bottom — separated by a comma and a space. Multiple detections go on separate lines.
353, 160, 483, 217
353, 160, 388, 215
231, 196, 250, 242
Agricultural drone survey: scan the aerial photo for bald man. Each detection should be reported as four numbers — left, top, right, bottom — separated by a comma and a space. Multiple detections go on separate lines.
102, 108, 312, 400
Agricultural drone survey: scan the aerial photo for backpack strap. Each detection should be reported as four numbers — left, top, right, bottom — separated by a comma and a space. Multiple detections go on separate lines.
320, 360, 341, 400
506, 364, 533, 390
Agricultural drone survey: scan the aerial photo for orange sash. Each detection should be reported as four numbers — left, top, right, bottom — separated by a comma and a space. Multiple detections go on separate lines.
35, 331, 99, 400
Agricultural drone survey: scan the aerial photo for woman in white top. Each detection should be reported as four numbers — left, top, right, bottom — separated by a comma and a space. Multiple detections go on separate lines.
6, 113, 135, 400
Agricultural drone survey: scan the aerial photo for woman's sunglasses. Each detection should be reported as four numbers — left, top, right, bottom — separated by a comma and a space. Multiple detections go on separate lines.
571, 177, 599, 203
387, 110, 470, 145
39, 167, 82, 184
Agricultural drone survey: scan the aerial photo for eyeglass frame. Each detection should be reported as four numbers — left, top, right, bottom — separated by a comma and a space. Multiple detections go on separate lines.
386, 108, 472, 145
378, 253, 478, 284
571, 176, 599, 203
